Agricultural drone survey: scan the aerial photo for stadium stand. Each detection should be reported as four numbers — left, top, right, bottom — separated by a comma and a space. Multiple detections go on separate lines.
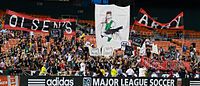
0, 8, 200, 80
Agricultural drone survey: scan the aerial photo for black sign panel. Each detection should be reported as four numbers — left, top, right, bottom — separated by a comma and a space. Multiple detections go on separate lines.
131, 36, 146, 47
125, 45, 133, 56
20, 76, 178, 86
20, 76, 83, 86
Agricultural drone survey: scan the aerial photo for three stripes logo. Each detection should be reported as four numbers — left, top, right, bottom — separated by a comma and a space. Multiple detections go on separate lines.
28, 79, 45, 86
190, 80, 200, 86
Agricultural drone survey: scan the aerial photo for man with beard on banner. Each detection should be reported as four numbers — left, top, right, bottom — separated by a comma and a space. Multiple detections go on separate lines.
100, 11, 122, 42
95, 4, 130, 53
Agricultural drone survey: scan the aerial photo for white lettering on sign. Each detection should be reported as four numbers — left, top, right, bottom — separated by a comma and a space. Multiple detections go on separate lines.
42, 20, 50, 32
136, 9, 183, 29
138, 14, 148, 26
161, 23, 170, 29
133, 79, 148, 86
150, 79, 175, 86
93, 78, 119, 86
46, 77, 74, 86
9, 15, 18, 27
21, 17, 25, 28
53, 22, 61, 29
8, 14, 74, 34
151, 21, 159, 29
31, 18, 39, 30
173, 16, 181, 28
92, 78, 176, 86
65, 21, 72, 34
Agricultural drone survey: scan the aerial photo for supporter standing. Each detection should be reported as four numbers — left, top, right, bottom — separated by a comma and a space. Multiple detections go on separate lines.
80, 60, 86, 75
182, 44, 187, 53
39, 64, 47, 76
111, 66, 117, 77
139, 65, 147, 77
126, 66, 135, 77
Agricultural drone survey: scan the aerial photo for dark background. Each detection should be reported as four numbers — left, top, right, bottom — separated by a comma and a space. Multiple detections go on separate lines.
0, 0, 200, 31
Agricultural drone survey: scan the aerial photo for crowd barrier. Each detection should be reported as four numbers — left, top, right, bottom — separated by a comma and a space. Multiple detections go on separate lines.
0, 75, 200, 86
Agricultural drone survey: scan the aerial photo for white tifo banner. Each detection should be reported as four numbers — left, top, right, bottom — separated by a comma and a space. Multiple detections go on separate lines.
95, 4, 130, 52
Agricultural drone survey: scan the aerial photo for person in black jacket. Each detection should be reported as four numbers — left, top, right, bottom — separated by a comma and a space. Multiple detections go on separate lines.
146, 47, 151, 58
179, 68, 186, 78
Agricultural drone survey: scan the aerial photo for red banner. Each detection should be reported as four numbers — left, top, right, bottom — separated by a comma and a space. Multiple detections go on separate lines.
4, 10, 76, 35
140, 57, 191, 72
134, 8, 184, 30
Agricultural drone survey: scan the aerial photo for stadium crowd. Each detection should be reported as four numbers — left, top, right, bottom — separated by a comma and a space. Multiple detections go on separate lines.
0, 28, 199, 79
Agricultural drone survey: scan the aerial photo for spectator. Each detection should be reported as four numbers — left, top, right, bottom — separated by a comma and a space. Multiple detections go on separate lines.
80, 60, 86, 74
146, 47, 151, 58
182, 45, 187, 53
0, 28, 199, 79
39, 64, 47, 76
139, 65, 147, 77
179, 68, 186, 78
126, 66, 135, 77
176, 50, 180, 61
111, 66, 117, 77
151, 71, 158, 77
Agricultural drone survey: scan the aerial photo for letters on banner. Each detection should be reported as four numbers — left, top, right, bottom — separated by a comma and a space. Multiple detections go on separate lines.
4, 10, 76, 35
134, 8, 184, 29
